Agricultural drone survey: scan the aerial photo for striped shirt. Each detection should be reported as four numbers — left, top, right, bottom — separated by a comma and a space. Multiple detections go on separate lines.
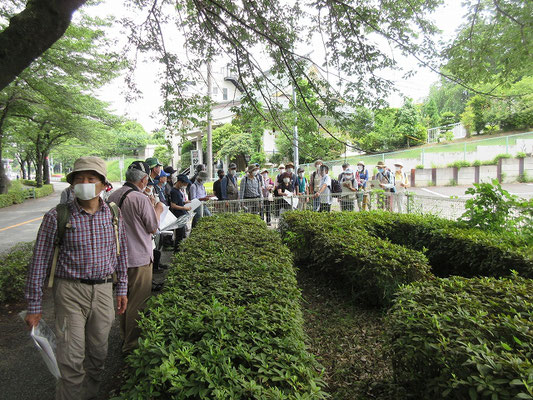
25, 199, 128, 314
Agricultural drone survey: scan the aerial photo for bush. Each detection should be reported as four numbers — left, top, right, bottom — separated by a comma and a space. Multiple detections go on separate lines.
116, 214, 327, 399
337, 211, 532, 278
279, 211, 432, 307
493, 153, 512, 164
21, 179, 37, 186
34, 184, 54, 198
0, 242, 34, 304
446, 160, 470, 169
387, 275, 533, 399
0, 181, 27, 208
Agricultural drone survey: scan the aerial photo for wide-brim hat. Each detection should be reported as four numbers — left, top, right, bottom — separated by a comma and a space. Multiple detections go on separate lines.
66, 156, 107, 184
145, 157, 163, 168
228, 162, 237, 170
247, 164, 259, 173
376, 161, 386, 167
286, 162, 295, 168
128, 161, 151, 175
278, 164, 285, 169
357, 160, 365, 166
261, 169, 269, 174
394, 161, 404, 168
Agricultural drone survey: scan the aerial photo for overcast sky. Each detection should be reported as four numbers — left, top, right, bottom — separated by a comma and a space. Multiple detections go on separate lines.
90, 0, 465, 132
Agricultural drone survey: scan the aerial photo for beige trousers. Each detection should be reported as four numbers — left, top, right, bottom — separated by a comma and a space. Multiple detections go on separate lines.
53, 278, 114, 400
120, 264, 152, 352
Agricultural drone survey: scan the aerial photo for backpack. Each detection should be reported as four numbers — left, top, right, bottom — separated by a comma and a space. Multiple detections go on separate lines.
48, 201, 121, 288
330, 178, 342, 193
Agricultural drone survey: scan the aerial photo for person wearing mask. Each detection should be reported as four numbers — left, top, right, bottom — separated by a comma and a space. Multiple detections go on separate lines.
261, 169, 274, 225
375, 161, 395, 210
190, 164, 206, 184
25, 156, 128, 400
310, 160, 323, 211
156, 170, 170, 206
274, 164, 285, 190
240, 164, 263, 214
279, 162, 297, 187
313, 164, 332, 212
145, 157, 163, 197
213, 169, 225, 212
295, 167, 309, 209
276, 171, 297, 212
169, 174, 192, 252
189, 170, 213, 227
220, 163, 239, 212
355, 161, 370, 211
338, 162, 350, 181
340, 167, 358, 211
393, 162, 409, 213
107, 160, 164, 353
163, 166, 177, 199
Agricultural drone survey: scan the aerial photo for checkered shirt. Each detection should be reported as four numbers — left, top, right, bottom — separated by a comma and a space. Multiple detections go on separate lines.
25, 200, 128, 314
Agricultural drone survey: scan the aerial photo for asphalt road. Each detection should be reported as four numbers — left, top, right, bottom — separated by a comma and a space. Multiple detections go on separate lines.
408, 182, 533, 200
0, 182, 69, 253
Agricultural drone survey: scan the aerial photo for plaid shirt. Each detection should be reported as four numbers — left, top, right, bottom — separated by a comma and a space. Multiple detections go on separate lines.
25, 200, 128, 314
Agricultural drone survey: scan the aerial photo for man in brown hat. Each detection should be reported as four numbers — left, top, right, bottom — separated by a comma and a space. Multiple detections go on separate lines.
375, 161, 395, 210
25, 156, 128, 400
240, 164, 263, 214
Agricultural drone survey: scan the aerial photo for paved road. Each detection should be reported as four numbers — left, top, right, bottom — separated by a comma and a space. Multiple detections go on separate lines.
0, 182, 69, 253
409, 182, 533, 200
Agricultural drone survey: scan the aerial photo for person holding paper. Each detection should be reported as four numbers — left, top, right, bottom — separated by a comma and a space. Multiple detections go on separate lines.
107, 161, 164, 353
170, 174, 192, 252
276, 172, 297, 212
25, 156, 129, 400
189, 170, 213, 227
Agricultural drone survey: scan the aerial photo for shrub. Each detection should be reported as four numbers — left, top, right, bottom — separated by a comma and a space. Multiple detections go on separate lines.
387, 275, 533, 400
0, 242, 34, 304
34, 184, 54, 198
493, 153, 512, 164
416, 164, 424, 169
21, 179, 37, 186
279, 211, 432, 307
335, 211, 532, 278
446, 160, 470, 169
116, 214, 328, 399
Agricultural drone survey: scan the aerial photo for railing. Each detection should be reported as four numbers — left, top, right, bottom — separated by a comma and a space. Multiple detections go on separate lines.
196, 191, 467, 227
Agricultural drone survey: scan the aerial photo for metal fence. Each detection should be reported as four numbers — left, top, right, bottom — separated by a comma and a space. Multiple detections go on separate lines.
197, 191, 467, 227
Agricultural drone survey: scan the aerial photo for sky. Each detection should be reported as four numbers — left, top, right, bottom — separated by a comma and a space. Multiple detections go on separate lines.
90, 0, 466, 132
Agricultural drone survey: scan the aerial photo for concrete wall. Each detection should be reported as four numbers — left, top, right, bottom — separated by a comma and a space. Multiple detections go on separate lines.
410, 157, 533, 187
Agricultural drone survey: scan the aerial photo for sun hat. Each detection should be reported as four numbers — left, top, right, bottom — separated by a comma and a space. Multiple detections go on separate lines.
376, 161, 386, 168
247, 164, 259, 173
278, 164, 285, 169
145, 157, 163, 168
128, 161, 151, 175
261, 168, 269, 174
228, 162, 237, 170
286, 162, 295, 168
66, 156, 108, 184
394, 161, 404, 168
357, 160, 365, 165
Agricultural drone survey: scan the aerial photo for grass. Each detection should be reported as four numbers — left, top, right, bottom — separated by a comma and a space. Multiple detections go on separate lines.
106, 158, 136, 182
298, 268, 404, 399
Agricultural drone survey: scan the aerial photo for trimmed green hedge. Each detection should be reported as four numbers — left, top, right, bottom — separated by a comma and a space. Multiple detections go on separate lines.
0, 242, 34, 304
35, 184, 54, 198
388, 275, 533, 399
0, 182, 54, 208
279, 211, 432, 307
341, 211, 533, 278
116, 214, 328, 399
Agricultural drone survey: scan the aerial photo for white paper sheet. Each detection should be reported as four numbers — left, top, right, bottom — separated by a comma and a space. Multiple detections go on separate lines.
283, 190, 299, 209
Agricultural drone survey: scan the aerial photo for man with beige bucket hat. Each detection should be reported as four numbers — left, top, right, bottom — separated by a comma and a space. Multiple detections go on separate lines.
25, 156, 128, 400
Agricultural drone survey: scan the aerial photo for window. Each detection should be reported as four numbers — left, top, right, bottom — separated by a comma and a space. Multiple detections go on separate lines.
223, 88, 228, 100
212, 87, 218, 95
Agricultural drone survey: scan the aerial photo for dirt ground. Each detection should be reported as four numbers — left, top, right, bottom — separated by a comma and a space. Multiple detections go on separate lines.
0, 251, 172, 400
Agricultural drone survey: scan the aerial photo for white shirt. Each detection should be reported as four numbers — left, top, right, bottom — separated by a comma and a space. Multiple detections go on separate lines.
319, 175, 332, 204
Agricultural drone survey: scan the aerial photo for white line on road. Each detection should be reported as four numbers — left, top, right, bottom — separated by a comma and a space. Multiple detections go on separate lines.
420, 188, 449, 198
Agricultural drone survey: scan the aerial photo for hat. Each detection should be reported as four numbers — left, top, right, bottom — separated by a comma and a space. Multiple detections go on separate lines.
66, 156, 107, 184
376, 161, 386, 168
314, 159, 323, 166
247, 164, 259, 173
176, 174, 192, 185
357, 160, 365, 166
128, 161, 151, 175
344, 168, 354, 174
394, 161, 404, 168
278, 164, 285, 169
164, 166, 177, 175
159, 170, 170, 178
198, 171, 209, 180
145, 157, 163, 169
297, 167, 305, 173
286, 162, 295, 168
261, 169, 269, 174
228, 162, 237, 170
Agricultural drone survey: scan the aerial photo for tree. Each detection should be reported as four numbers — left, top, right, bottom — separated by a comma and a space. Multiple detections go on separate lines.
397, 98, 427, 146
153, 145, 172, 166
180, 140, 194, 169
202, 123, 241, 157
423, 98, 440, 128
467, 95, 490, 134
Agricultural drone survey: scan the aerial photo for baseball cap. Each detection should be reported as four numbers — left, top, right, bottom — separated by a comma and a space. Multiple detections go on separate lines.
66, 156, 108, 184
176, 174, 192, 185
145, 157, 163, 168
164, 166, 177, 175
159, 169, 170, 178
128, 161, 151, 175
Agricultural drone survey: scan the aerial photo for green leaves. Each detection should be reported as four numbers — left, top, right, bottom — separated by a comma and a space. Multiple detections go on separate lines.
387, 275, 533, 399
0, 241, 34, 304
116, 214, 328, 399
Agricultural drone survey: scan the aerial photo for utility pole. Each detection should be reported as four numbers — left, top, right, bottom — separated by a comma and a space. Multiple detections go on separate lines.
206, 61, 213, 180
292, 82, 299, 169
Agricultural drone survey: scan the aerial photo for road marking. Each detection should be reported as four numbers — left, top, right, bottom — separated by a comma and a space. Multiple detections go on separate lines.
0, 216, 43, 232
420, 188, 449, 198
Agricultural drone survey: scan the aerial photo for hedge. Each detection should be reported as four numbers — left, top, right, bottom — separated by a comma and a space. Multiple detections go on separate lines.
115, 214, 328, 399
34, 184, 54, 198
387, 275, 533, 399
0, 242, 34, 304
279, 211, 432, 307
0, 182, 54, 208
340, 211, 533, 278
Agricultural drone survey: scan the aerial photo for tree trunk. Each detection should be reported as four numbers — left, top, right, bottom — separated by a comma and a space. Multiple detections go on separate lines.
0, 140, 7, 194
0, 0, 89, 91
35, 156, 43, 187
43, 153, 51, 185
20, 159, 27, 179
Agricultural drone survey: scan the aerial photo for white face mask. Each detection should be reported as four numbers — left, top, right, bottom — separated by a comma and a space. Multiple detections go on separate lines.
298, 172, 303, 177
262, 173, 268, 179
283, 178, 290, 184
253, 170, 258, 176
395, 166, 401, 171
287, 168, 293, 173
345, 174, 353, 180
229, 170, 236, 176
74, 183, 100, 201
315, 165, 321, 171
357, 166, 363, 171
